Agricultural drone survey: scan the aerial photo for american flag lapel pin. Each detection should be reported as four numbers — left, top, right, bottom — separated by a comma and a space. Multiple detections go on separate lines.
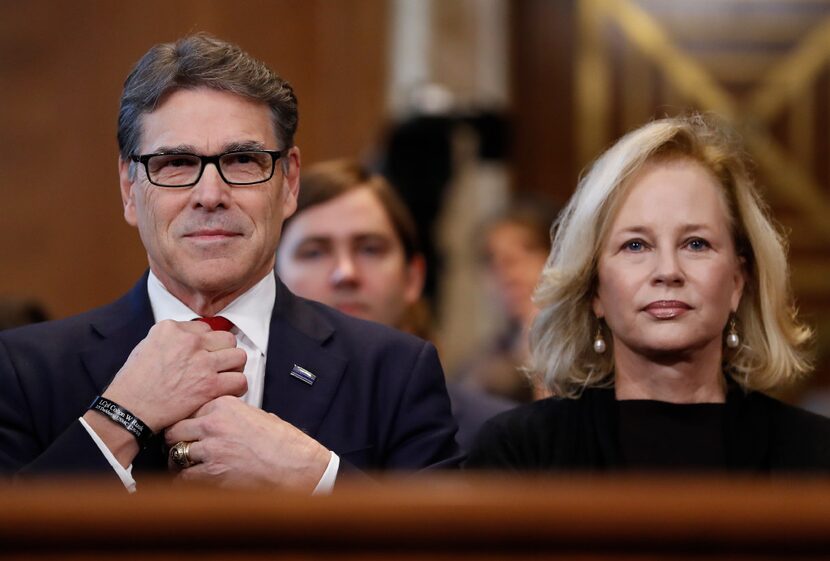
290, 364, 317, 386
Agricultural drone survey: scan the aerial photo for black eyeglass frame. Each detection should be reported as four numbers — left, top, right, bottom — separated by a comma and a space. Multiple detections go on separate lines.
130, 149, 283, 188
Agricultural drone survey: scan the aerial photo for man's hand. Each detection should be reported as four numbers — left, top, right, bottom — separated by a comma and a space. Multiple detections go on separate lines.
165, 396, 330, 491
103, 320, 248, 432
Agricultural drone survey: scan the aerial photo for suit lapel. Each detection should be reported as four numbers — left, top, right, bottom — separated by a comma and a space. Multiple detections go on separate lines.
261, 279, 347, 438
79, 272, 155, 394
77, 274, 349, 467
77, 272, 169, 472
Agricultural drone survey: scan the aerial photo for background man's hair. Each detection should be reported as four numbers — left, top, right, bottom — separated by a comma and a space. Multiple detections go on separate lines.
286, 159, 422, 261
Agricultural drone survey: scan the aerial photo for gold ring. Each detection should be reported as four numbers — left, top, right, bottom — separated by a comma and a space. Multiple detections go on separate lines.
170, 440, 195, 469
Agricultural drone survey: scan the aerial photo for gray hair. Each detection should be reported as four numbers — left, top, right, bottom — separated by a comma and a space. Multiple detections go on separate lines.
117, 33, 298, 162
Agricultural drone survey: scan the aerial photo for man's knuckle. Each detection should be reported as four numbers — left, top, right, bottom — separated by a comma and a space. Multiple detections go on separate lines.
200, 417, 216, 435
184, 332, 203, 350
194, 348, 211, 365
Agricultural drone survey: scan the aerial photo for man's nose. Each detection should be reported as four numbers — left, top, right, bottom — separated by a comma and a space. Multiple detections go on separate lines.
330, 252, 359, 287
190, 162, 232, 209
651, 248, 685, 286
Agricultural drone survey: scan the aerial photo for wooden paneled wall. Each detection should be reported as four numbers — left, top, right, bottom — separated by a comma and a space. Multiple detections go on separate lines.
0, 0, 387, 318
510, 0, 578, 204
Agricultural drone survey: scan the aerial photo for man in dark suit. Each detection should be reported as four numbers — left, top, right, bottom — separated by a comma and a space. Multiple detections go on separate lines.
276, 159, 516, 453
0, 34, 460, 492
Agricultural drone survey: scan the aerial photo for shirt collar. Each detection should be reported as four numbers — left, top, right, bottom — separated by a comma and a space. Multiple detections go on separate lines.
146, 270, 275, 355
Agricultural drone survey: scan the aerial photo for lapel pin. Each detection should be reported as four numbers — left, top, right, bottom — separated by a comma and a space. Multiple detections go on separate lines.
290, 364, 317, 386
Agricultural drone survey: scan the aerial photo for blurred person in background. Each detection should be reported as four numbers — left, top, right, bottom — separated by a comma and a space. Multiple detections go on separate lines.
468, 115, 830, 472
0, 298, 48, 331
278, 159, 513, 451
453, 199, 557, 403
278, 159, 428, 337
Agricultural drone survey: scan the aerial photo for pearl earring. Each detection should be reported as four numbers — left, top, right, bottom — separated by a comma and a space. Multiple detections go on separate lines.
726, 316, 740, 349
592, 324, 607, 354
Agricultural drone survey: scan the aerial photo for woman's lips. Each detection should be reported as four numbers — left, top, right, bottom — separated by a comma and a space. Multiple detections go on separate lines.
643, 300, 692, 319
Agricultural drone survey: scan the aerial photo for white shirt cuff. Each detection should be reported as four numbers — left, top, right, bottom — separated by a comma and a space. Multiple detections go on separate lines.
81, 417, 336, 495
79, 417, 137, 493
312, 451, 339, 495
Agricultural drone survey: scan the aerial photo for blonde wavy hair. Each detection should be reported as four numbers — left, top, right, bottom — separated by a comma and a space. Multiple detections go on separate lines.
529, 114, 812, 398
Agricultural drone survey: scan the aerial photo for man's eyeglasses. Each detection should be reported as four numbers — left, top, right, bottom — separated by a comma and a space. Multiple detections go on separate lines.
130, 150, 283, 188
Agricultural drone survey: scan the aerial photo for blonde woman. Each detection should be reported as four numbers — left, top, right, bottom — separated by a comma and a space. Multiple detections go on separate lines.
468, 115, 830, 471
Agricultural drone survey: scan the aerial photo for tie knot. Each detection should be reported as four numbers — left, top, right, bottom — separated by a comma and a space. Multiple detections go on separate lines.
195, 316, 235, 332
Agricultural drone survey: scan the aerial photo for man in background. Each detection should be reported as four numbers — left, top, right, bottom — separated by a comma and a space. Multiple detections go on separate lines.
277, 159, 513, 451
0, 298, 48, 331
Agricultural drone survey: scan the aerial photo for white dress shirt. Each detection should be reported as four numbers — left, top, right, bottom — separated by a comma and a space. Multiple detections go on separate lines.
80, 270, 339, 493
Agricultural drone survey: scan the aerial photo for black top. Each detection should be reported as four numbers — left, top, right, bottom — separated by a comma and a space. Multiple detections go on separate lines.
466, 387, 830, 473
617, 400, 725, 470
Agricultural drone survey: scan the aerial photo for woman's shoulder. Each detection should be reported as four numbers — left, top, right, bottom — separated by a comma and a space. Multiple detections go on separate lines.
465, 388, 611, 470
489, 394, 581, 429
464, 397, 569, 470
744, 391, 830, 470
743, 390, 830, 431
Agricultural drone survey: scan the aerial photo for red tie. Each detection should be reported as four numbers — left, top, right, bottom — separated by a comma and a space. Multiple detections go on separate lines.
195, 316, 235, 332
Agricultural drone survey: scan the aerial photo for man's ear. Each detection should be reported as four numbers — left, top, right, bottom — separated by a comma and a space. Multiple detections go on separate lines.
118, 158, 138, 227
281, 146, 301, 219
404, 254, 427, 305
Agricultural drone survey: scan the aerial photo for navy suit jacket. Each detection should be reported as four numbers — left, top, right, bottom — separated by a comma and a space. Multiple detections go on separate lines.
0, 272, 461, 482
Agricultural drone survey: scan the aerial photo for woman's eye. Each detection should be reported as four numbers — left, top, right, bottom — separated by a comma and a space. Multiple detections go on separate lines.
686, 238, 710, 251
623, 239, 646, 252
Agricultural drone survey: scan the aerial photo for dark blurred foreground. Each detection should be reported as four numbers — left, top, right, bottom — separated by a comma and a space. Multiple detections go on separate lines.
2, 473, 830, 559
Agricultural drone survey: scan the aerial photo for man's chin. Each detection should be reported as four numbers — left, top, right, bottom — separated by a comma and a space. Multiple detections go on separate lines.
163, 261, 264, 301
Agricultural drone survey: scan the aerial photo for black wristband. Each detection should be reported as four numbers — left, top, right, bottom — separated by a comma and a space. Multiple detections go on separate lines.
88, 396, 154, 448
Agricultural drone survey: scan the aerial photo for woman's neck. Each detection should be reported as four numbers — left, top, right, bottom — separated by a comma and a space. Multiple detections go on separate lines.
613, 340, 726, 404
